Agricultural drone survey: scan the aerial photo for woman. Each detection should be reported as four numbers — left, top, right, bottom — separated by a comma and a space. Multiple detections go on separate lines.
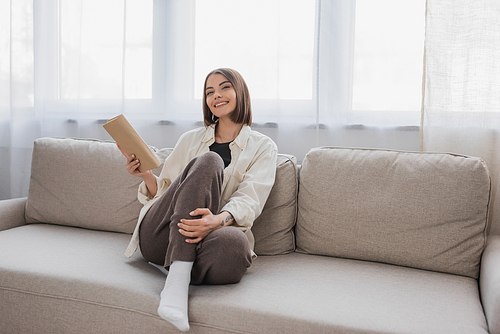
120, 68, 278, 332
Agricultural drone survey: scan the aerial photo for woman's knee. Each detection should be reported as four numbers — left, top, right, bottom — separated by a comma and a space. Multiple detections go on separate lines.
192, 151, 224, 173
182, 152, 224, 192
218, 227, 251, 252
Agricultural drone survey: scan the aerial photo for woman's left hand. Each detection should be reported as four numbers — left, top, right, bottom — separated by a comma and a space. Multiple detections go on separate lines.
178, 208, 223, 243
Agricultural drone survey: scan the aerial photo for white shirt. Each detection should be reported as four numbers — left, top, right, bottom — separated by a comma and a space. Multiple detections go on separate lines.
125, 124, 278, 258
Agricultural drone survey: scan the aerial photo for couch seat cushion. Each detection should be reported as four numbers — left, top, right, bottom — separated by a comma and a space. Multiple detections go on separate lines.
191, 254, 488, 334
0, 224, 170, 333
0, 224, 488, 334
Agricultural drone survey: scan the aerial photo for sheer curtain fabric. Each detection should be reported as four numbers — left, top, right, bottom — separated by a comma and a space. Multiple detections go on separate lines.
1, 0, 425, 200
422, 0, 500, 234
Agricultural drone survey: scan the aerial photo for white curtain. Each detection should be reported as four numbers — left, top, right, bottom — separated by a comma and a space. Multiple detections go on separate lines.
422, 0, 500, 235
1, 0, 425, 200
1, 0, 35, 199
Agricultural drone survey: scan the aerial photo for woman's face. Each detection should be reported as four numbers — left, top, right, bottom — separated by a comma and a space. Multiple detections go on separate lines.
205, 73, 237, 120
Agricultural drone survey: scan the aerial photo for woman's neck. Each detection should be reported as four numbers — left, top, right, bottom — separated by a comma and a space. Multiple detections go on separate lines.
215, 119, 243, 143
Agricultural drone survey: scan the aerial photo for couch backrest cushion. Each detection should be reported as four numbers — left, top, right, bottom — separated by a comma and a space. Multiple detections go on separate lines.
252, 154, 297, 255
25, 138, 171, 234
296, 147, 490, 279
25, 138, 298, 251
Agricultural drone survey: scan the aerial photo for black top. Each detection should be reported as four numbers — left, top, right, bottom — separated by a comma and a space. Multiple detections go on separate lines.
210, 141, 232, 168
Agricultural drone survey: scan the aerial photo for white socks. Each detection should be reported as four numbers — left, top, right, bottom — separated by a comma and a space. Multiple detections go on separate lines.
157, 261, 193, 332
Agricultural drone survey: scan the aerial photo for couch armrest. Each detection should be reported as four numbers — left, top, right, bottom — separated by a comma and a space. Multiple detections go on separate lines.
480, 235, 500, 334
0, 197, 27, 232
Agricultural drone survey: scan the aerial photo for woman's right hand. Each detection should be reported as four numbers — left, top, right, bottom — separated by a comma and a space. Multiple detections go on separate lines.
117, 144, 150, 178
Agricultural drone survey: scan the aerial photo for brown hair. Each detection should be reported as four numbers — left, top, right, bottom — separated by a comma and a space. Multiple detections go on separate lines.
202, 68, 252, 127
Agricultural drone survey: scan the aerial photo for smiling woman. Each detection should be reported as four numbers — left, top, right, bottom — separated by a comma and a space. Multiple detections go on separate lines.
203, 68, 252, 128
205, 75, 238, 124
119, 67, 278, 331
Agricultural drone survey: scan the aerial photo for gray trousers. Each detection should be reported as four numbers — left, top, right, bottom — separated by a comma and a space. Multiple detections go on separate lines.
139, 151, 252, 285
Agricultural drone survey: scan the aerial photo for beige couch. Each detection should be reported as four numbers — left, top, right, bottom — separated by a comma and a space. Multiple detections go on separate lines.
1, 137, 499, 334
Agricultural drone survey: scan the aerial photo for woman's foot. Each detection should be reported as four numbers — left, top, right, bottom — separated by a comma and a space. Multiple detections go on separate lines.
157, 261, 193, 332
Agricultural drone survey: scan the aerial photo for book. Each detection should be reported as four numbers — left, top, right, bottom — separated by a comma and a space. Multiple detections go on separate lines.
103, 114, 161, 172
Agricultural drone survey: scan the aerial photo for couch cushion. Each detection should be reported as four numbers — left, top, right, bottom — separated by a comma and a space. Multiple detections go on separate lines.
25, 137, 297, 248
296, 147, 490, 279
0, 224, 488, 334
252, 154, 297, 255
25, 137, 171, 234
190, 253, 488, 334
0, 224, 174, 333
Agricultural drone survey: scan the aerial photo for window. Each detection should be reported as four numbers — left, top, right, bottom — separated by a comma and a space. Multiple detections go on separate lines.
59, 0, 153, 99
352, 0, 425, 112
194, 0, 316, 101
317, 0, 425, 127
33, 0, 424, 126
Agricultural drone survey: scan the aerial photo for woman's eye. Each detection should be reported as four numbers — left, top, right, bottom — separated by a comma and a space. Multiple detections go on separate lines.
222, 85, 230, 89
207, 91, 213, 96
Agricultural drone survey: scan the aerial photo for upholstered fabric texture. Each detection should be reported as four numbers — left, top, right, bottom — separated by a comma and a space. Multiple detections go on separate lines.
0, 197, 27, 232
0, 224, 172, 333
25, 137, 170, 234
252, 154, 297, 255
296, 147, 491, 279
480, 235, 500, 334
25, 137, 297, 255
190, 253, 488, 334
0, 224, 488, 334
